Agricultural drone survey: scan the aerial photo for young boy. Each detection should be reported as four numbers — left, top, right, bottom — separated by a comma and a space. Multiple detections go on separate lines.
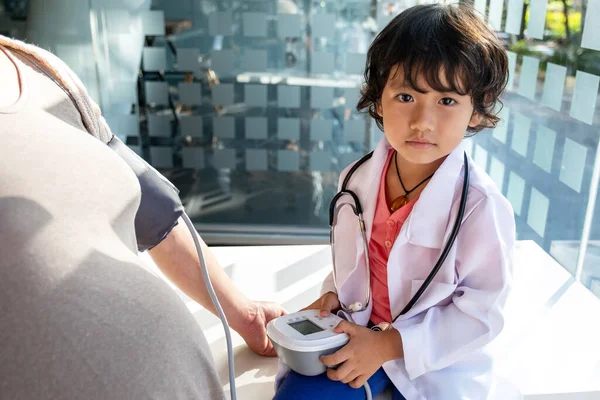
274, 4, 514, 400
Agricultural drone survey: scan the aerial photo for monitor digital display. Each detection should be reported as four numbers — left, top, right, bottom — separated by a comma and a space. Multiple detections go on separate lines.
288, 319, 324, 336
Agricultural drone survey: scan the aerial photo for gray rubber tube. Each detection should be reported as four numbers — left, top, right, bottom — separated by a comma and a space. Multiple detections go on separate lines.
182, 213, 237, 400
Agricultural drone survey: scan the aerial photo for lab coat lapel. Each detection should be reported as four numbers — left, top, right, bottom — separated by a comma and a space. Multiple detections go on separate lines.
404, 143, 466, 249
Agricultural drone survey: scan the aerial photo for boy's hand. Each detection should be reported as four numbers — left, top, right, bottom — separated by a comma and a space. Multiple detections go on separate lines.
301, 291, 340, 317
320, 321, 403, 389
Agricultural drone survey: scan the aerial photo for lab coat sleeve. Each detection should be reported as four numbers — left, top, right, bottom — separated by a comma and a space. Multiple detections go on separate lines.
396, 194, 515, 380
321, 272, 336, 296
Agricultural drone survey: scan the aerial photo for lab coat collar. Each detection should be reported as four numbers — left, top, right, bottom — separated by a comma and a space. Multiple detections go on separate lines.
368, 137, 466, 250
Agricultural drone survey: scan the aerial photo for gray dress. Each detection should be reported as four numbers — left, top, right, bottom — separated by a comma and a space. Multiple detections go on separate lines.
0, 46, 225, 399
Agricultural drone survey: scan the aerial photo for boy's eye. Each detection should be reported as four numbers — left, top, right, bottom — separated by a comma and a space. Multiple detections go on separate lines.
397, 94, 413, 102
440, 98, 456, 106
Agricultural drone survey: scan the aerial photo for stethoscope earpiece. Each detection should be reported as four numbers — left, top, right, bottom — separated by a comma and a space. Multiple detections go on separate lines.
348, 302, 363, 312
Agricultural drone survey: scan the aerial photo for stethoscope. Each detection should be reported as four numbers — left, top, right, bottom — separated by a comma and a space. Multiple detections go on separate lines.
328, 151, 470, 325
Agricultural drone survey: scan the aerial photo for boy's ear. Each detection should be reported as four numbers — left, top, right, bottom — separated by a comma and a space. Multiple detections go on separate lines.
468, 112, 483, 128
376, 102, 383, 117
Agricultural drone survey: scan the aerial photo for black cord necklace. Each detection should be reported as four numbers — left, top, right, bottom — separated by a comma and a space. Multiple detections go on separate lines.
390, 151, 435, 212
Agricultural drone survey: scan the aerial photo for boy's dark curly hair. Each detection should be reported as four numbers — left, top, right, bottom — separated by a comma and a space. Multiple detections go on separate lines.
357, 4, 508, 135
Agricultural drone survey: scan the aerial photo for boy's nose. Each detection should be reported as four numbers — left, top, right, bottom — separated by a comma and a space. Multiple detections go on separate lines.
409, 106, 435, 133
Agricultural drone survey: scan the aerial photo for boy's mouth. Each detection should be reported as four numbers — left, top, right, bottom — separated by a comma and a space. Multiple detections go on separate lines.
406, 139, 435, 149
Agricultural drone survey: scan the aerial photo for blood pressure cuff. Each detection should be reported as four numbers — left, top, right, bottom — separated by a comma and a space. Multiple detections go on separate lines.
107, 135, 184, 251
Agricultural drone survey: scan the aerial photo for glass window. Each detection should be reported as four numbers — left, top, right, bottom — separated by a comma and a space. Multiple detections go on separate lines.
5, 0, 599, 301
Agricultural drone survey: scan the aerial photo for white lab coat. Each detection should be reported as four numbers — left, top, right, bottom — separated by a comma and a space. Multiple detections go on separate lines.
275, 137, 516, 399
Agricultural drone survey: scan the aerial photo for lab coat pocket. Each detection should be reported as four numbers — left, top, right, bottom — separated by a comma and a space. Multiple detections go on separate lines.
409, 279, 457, 312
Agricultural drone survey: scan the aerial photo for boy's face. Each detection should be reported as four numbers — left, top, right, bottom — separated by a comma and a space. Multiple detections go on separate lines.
376, 67, 482, 166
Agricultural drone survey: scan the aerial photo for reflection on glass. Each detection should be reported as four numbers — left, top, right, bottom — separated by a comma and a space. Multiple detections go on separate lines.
311, 52, 335, 75
560, 139, 588, 193
488, 0, 504, 31
493, 107, 510, 144
507, 171, 525, 216
311, 87, 335, 109
212, 84, 235, 106
143, 47, 166, 71
208, 11, 233, 36
310, 151, 332, 172
490, 157, 506, 191
312, 13, 336, 38
148, 115, 171, 138
245, 117, 268, 140
505, 0, 524, 35
278, 150, 300, 172
214, 117, 235, 140
178, 83, 202, 106
212, 50, 235, 75
541, 63, 567, 112
243, 12, 268, 37
527, 0, 548, 39
474, 0, 486, 15
277, 86, 301, 108
244, 84, 268, 107
511, 113, 531, 158
278, 118, 301, 141
311, 119, 334, 142
518, 56, 540, 100
533, 125, 556, 173
570, 71, 599, 125
141, 10, 165, 36
527, 188, 550, 238
145, 82, 169, 105
214, 149, 236, 170
243, 49, 268, 72
506, 51, 517, 90
182, 116, 204, 138
176, 48, 199, 72
246, 149, 268, 172
474, 144, 489, 170
581, 0, 600, 51
150, 147, 173, 168
277, 13, 302, 38
182, 148, 204, 169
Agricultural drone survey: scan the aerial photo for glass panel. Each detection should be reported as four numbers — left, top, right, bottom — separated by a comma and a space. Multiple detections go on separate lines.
475, 0, 600, 302
109, 0, 374, 233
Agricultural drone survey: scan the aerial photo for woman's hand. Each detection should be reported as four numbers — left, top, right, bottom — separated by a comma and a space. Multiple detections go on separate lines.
320, 321, 404, 389
302, 291, 340, 317
237, 301, 287, 357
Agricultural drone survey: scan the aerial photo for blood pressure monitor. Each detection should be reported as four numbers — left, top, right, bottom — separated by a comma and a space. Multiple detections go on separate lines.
266, 310, 350, 376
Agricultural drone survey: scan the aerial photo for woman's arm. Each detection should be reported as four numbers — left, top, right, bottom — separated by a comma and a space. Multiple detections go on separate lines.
149, 217, 286, 357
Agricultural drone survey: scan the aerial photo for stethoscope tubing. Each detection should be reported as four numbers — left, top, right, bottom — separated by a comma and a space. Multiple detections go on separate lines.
329, 151, 470, 321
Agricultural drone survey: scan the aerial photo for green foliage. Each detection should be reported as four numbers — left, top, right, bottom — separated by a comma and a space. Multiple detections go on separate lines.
509, 39, 600, 76
522, 8, 582, 41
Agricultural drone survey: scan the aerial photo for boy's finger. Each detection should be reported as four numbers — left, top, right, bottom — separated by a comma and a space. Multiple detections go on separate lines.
350, 375, 368, 390
333, 320, 355, 334
323, 295, 339, 310
326, 361, 353, 382
341, 369, 361, 385
320, 346, 349, 367
319, 309, 331, 317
